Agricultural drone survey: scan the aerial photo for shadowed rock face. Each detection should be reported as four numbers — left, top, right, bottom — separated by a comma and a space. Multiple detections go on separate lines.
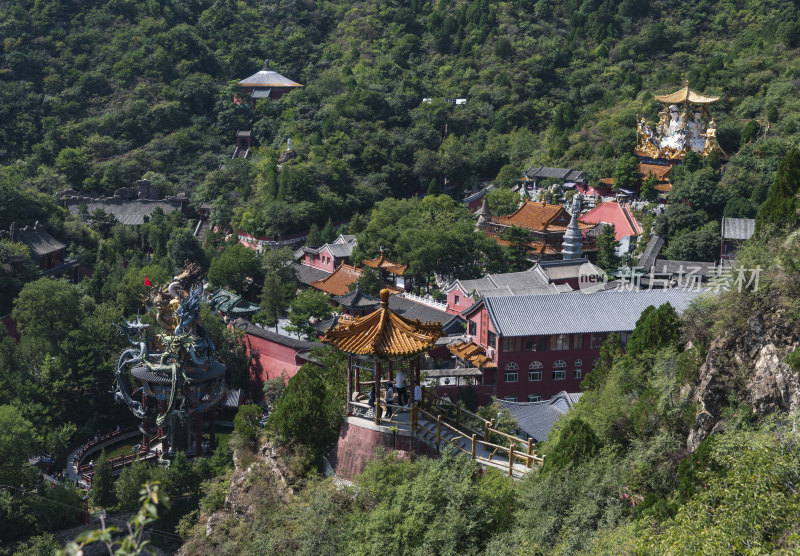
689, 311, 800, 452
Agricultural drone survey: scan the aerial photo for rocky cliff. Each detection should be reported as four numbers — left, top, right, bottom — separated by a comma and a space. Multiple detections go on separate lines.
689, 308, 800, 451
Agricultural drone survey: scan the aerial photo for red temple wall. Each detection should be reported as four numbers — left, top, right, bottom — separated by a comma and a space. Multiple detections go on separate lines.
245, 333, 304, 398
330, 419, 438, 480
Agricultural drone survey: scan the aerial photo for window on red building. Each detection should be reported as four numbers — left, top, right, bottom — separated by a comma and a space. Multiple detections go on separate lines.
468, 320, 477, 336
454, 295, 460, 305
552, 360, 566, 380
504, 362, 519, 383
590, 333, 605, 349
504, 396, 517, 402
525, 336, 546, 352
550, 334, 569, 351
528, 361, 543, 381
619, 331, 632, 346
528, 394, 541, 402
574, 359, 583, 379
502, 337, 519, 353
487, 331, 497, 349
573, 334, 584, 350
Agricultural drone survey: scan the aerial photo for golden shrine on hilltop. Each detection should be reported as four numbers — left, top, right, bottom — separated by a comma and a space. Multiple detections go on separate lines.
636, 81, 727, 161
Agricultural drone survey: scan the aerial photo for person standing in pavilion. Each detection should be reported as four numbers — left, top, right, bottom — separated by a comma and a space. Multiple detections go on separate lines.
395, 368, 408, 407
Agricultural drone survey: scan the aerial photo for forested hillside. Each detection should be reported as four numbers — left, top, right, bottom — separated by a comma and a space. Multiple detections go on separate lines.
3, 0, 800, 553
3, 0, 800, 239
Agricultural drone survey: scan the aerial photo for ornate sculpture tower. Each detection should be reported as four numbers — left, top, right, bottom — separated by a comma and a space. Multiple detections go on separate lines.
113, 264, 227, 457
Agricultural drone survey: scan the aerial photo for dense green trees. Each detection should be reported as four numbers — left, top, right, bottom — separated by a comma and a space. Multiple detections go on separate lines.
755, 149, 800, 232
285, 289, 332, 340
350, 267, 382, 296
486, 187, 520, 216
258, 247, 298, 328
207, 243, 260, 294
90, 450, 115, 509
267, 364, 342, 459
354, 195, 506, 282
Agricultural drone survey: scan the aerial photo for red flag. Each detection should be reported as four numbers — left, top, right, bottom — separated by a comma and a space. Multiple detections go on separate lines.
144, 276, 151, 287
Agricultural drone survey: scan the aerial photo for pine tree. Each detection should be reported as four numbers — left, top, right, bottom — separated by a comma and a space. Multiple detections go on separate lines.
305, 223, 322, 248
640, 174, 658, 202
500, 226, 530, 271
543, 418, 601, 473
612, 153, 640, 192
90, 450, 116, 509
348, 212, 365, 235
265, 162, 278, 200
596, 224, 620, 270
427, 177, 440, 196
321, 218, 335, 244
350, 268, 382, 296
755, 149, 800, 232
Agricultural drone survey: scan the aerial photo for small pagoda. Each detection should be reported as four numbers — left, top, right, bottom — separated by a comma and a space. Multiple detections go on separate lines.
323, 289, 443, 425
362, 248, 409, 291
237, 58, 303, 110
333, 286, 380, 318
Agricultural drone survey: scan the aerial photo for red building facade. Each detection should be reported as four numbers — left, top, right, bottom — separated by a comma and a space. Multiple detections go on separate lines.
460, 289, 704, 401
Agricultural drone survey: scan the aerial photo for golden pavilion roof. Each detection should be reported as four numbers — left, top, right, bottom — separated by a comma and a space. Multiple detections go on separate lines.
654, 82, 720, 105
362, 251, 408, 276
322, 289, 443, 357
448, 341, 497, 369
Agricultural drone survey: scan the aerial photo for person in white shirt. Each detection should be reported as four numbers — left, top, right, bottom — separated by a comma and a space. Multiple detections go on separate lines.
413, 381, 422, 406
395, 370, 408, 407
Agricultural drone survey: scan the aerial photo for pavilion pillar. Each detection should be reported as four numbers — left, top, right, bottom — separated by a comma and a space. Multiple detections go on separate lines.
209, 411, 216, 450
374, 360, 382, 425
346, 356, 352, 416
388, 360, 393, 384
194, 413, 203, 455
355, 362, 360, 399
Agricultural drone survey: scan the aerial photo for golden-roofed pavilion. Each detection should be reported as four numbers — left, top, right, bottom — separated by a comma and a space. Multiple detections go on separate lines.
654, 83, 720, 105
323, 289, 442, 357
323, 289, 443, 424
636, 81, 726, 161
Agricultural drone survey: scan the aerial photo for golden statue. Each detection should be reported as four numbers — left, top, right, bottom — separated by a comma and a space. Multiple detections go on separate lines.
636, 81, 727, 160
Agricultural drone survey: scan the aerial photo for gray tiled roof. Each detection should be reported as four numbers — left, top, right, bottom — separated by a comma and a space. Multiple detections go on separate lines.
450, 270, 563, 298
480, 288, 707, 337
721, 217, 755, 241
10, 222, 65, 256
651, 259, 717, 279
238, 67, 302, 88
298, 239, 356, 259
292, 263, 330, 286
497, 391, 582, 442
534, 259, 603, 281
388, 295, 464, 335
65, 199, 183, 226
526, 166, 586, 181
333, 287, 380, 308
463, 184, 496, 203
233, 318, 322, 350
636, 235, 664, 269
